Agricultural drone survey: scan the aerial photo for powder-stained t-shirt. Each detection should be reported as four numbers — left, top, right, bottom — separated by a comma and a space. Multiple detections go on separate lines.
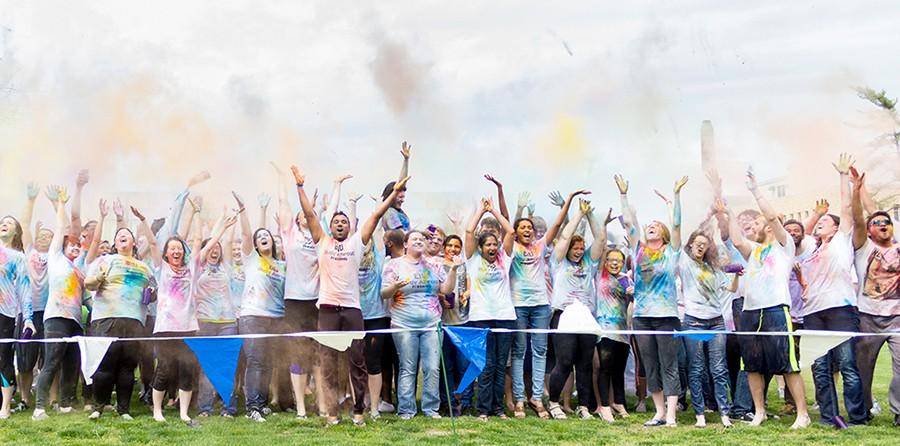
632, 242, 680, 318
441, 262, 469, 326
466, 250, 516, 322
230, 263, 245, 318
742, 239, 795, 311
595, 269, 631, 344
800, 231, 856, 316
678, 255, 729, 319
510, 238, 551, 307
854, 238, 900, 317
317, 232, 365, 309
88, 254, 152, 323
382, 207, 410, 232
0, 248, 30, 320
549, 255, 599, 314
282, 224, 319, 301
27, 249, 49, 312
44, 251, 85, 325
194, 258, 236, 323
359, 244, 388, 320
382, 256, 446, 329
239, 250, 286, 318
154, 261, 199, 333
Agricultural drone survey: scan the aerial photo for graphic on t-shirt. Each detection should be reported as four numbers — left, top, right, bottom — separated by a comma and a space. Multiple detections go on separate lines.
863, 246, 900, 302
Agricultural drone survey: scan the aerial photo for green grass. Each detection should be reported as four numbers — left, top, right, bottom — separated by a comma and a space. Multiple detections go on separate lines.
1, 346, 897, 446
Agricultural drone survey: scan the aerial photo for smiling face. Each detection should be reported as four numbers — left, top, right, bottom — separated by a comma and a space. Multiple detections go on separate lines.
79, 221, 97, 248
34, 228, 53, 252
393, 189, 406, 207
425, 231, 444, 257
114, 228, 135, 256
0, 216, 19, 243
98, 240, 111, 255
605, 250, 625, 275
813, 215, 839, 242
689, 234, 710, 262
444, 237, 462, 260
405, 231, 427, 257
644, 221, 667, 243
164, 239, 185, 267
63, 238, 81, 261
330, 214, 350, 241
515, 219, 535, 245
254, 229, 273, 256
208, 242, 223, 265
567, 239, 586, 263
480, 234, 499, 262
868, 214, 894, 244
784, 222, 804, 247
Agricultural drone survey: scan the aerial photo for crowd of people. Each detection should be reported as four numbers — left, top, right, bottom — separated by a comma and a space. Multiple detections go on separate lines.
0, 145, 898, 431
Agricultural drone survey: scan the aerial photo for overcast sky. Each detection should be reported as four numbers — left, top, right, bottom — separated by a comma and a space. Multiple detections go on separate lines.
1, 1, 898, 229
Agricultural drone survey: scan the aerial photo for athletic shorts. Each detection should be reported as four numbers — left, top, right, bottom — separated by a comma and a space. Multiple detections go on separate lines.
739, 305, 799, 375
15, 311, 45, 373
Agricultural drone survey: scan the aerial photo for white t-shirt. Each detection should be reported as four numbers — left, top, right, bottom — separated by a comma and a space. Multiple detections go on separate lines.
466, 250, 516, 322
741, 238, 795, 311
282, 224, 319, 301
317, 232, 365, 309
509, 238, 551, 307
239, 250, 286, 318
44, 251, 85, 325
854, 238, 900, 317
678, 255, 729, 320
153, 261, 199, 333
549, 255, 598, 314
800, 231, 856, 316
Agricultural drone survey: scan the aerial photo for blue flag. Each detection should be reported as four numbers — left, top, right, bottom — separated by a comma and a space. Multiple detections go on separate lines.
443, 326, 488, 395
185, 338, 244, 404
673, 330, 724, 342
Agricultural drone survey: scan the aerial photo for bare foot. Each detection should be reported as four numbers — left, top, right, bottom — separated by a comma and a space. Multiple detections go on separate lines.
790, 414, 811, 430
153, 413, 166, 422
749, 413, 767, 427
695, 415, 706, 427
721, 415, 733, 428
599, 406, 615, 423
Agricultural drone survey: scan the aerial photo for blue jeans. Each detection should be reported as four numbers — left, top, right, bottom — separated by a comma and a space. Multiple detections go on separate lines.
512, 305, 550, 402
393, 328, 441, 417
439, 327, 473, 409
469, 319, 516, 416
197, 321, 239, 415
239, 316, 281, 414
804, 305, 867, 425
683, 315, 731, 416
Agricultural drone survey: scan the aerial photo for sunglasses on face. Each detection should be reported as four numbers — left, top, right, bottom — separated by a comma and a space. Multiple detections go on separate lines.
871, 219, 893, 226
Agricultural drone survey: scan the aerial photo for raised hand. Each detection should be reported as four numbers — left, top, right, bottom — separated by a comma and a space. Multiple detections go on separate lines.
578, 198, 593, 215
189, 196, 204, 213
653, 189, 672, 206
400, 141, 412, 159
849, 166, 862, 184
335, 174, 353, 184
674, 176, 688, 194
745, 167, 758, 192
484, 174, 502, 188
45, 185, 68, 203
527, 202, 536, 217
712, 198, 728, 214
814, 199, 830, 216
130, 206, 146, 222
447, 211, 462, 227
569, 189, 591, 199
517, 191, 531, 209
614, 174, 629, 194
548, 191, 565, 207
76, 169, 89, 188
348, 193, 363, 204
231, 192, 245, 211
484, 197, 495, 212
394, 175, 411, 191
832, 152, 855, 175
604, 208, 615, 225
223, 214, 238, 228
257, 193, 271, 209
705, 169, 722, 196
113, 199, 125, 220
290, 165, 305, 186
99, 199, 109, 218
269, 161, 285, 176
26, 182, 39, 201
187, 170, 211, 188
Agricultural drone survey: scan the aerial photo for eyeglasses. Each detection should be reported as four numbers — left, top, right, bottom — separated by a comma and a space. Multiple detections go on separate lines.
871, 219, 893, 226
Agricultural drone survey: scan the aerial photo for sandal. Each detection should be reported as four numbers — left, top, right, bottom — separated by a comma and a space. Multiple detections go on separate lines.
548, 403, 567, 420
528, 399, 550, 420
576, 406, 593, 420
477, 414, 489, 422
514, 402, 526, 419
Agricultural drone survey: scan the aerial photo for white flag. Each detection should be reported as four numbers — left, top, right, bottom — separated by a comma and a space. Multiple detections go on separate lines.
75, 336, 116, 385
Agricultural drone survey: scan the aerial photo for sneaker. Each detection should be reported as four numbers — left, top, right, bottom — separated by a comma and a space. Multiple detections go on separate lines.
894, 414, 900, 427
429, 413, 442, 419
197, 412, 211, 418
13, 401, 28, 413
221, 412, 234, 419
736, 413, 755, 423
246, 410, 267, 423
88, 411, 101, 420
261, 407, 273, 416
872, 399, 883, 417
120, 413, 134, 421
378, 401, 395, 413
83, 404, 94, 412
58, 407, 73, 414
32, 409, 49, 421
369, 410, 380, 421
399, 413, 414, 420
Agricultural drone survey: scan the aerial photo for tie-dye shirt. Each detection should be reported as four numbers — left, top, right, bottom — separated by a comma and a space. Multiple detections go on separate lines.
678, 255, 729, 320
359, 244, 388, 320
633, 242, 680, 318
382, 207, 410, 232
383, 256, 446, 329
153, 261, 199, 333
230, 262, 245, 318
44, 251, 86, 325
510, 238, 551, 307
0, 248, 32, 320
854, 239, 900, 317
282, 225, 319, 301
799, 231, 856, 316
549, 255, 599, 314
441, 262, 469, 326
27, 249, 49, 312
742, 239, 795, 311
88, 254, 152, 323
595, 269, 632, 344
317, 232, 365, 308
194, 258, 236, 323
240, 250, 286, 318
466, 250, 516, 322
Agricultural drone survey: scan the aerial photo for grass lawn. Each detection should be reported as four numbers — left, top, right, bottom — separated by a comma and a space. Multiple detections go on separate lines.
1, 345, 897, 446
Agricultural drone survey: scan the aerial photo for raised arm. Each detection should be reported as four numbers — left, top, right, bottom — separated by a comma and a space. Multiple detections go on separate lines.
464, 200, 489, 259
179, 196, 201, 239
291, 165, 325, 243
746, 168, 787, 246
615, 174, 639, 249
851, 171, 868, 250
257, 193, 271, 230
833, 153, 854, 233
47, 186, 70, 254
132, 206, 161, 267
588, 207, 613, 261
671, 176, 687, 250
85, 199, 108, 265
199, 212, 237, 264
347, 193, 363, 235
232, 192, 254, 256
360, 176, 411, 245
223, 223, 236, 265
439, 257, 463, 295
850, 166, 877, 216
484, 174, 510, 221
553, 199, 588, 262
805, 199, 829, 235
398, 141, 411, 181
546, 190, 590, 244
21, 182, 40, 251
514, 191, 530, 222
714, 198, 751, 259
326, 175, 351, 222
70, 170, 89, 239
113, 199, 127, 230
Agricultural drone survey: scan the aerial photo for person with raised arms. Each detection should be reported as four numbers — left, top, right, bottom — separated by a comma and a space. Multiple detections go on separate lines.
292, 163, 409, 427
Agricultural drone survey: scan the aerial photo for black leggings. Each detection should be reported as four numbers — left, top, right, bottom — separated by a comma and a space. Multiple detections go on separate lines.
547, 310, 595, 407
36, 317, 83, 410
596, 338, 630, 406
0, 314, 15, 388
151, 333, 198, 393
364, 317, 391, 375
91, 318, 143, 415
